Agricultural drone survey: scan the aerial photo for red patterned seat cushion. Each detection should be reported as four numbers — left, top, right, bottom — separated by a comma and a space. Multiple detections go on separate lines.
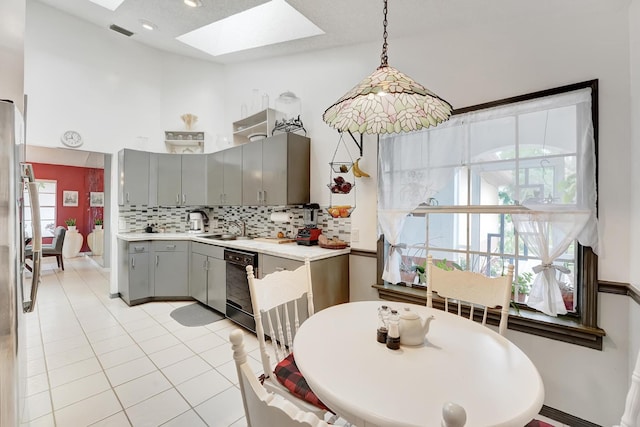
525, 420, 555, 427
273, 353, 329, 411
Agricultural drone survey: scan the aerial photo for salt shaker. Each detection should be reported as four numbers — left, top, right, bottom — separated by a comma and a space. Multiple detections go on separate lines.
386, 309, 401, 350
377, 305, 390, 343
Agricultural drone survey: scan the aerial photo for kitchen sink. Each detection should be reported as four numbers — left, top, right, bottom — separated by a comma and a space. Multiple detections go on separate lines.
236, 236, 253, 240
202, 234, 237, 240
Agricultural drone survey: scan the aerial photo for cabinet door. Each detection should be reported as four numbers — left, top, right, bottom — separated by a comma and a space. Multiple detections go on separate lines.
155, 154, 182, 206
242, 141, 263, 205
190, 252, 207, 304
154, 251, 188, 296
182, 155, 206, 205
223, 145, 243, 206
261, 134, 288, 205
206, 151, 224, 205
207, 257, 226, 313
129, 252, 150, 301
260, 254, 303, 277
118, 149, 150, 206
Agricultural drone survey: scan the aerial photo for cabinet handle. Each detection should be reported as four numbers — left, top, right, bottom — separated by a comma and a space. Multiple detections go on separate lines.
131, 257, 135, 268
182, 194, 186, 204
220, 194, 224, 203
126, 192, 130, 202
155, 255, 159, 266
176, 193, 180, 204
262, 190, 266, 203
133, 246, 145, 252
203, 259, 208, 270
165, 245, 176, 249
257, 190, 261, 202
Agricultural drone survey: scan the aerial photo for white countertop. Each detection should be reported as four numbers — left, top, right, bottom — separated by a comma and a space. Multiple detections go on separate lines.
116, 232, 350, 261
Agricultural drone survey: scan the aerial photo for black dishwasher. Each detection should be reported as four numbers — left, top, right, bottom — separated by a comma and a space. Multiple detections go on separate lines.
224, 249, 258, 332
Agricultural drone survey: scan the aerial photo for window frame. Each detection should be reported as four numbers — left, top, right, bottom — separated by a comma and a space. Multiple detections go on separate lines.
374, 80, 604, 349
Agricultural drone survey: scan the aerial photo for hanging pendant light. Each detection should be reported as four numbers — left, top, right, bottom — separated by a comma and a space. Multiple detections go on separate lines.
323, 0, 452, 134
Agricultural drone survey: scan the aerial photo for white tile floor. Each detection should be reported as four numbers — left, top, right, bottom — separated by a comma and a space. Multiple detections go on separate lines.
21, 256, 255, 427
20, 255, 566, 427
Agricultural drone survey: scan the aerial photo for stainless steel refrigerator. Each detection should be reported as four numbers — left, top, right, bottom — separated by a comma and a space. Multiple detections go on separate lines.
0, 99, 42, 426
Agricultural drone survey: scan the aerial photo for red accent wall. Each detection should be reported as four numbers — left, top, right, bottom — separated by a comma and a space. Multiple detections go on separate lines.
31, 163, 104, 252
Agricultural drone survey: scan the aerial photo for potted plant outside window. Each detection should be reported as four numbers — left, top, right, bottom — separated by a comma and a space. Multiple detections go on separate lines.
94, 218, 103, 230
65, 218, 77, 231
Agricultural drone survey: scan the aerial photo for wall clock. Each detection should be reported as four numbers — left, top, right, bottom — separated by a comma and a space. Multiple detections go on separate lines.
61, 130, 83, 148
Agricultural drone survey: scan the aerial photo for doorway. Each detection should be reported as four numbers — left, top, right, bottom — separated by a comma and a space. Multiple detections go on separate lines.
25, 145, 111, 268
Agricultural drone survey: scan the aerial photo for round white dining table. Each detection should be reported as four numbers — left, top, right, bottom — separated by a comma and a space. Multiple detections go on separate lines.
293, 301, 545, 427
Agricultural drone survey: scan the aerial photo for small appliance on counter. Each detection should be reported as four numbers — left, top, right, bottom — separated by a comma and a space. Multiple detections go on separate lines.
296, 203, 322, 245
187, 210, 209, 233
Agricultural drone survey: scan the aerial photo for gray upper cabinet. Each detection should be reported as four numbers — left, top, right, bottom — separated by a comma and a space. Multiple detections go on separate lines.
182, 155, 207, 205
118, 149, 150, 206
206, 145, 242, 206
242, 133, 310, 206
151, 154, 207, 206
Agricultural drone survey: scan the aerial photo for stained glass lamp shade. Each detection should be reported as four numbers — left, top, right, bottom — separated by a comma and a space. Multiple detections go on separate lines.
322, 0, 452, 134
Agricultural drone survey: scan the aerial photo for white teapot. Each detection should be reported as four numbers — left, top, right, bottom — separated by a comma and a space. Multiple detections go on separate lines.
398, 307, 435, 346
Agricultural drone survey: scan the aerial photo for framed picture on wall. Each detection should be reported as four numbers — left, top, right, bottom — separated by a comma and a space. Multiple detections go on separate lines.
63, 190, 78, 207
90, 192, 104, 207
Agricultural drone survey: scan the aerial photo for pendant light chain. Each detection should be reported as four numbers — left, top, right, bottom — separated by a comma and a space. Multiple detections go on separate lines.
380, 0, 389, 67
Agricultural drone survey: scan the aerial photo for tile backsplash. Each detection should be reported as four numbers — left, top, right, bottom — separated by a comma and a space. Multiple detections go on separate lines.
118, 205, 351, 242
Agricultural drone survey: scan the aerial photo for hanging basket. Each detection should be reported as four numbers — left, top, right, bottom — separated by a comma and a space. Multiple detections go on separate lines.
327, 133, 356, 216
330, 161, 353, 173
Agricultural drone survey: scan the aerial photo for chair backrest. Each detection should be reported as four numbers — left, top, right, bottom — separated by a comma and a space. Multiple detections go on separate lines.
617, 346, 640, 427
246, 258, 314, 379
426, 254, 514, 336
230, 329, 330, 427
51, 226, 66, 250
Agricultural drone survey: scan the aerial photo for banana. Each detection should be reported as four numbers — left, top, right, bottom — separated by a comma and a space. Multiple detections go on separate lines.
353, 158, 370, 178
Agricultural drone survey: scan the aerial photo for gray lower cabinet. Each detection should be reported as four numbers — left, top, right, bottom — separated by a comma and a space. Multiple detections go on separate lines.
189, 243, 226, 313
118, 240, 151, 305
151, 241, 189, 297
259, 253, 349, 312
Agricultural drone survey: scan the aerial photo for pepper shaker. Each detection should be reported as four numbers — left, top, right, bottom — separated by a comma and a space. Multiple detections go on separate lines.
377, 305, 390, 343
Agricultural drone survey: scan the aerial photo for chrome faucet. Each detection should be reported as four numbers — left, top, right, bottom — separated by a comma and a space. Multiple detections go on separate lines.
228, 220, 246, 237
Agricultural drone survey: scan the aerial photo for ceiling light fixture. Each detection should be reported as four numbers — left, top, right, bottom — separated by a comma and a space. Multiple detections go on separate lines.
139, 19, 157, 31
184, 0, 202, 7
322, 0, 452, 135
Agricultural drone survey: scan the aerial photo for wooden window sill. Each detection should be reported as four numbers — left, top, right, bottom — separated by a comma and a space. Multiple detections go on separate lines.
373, 283, 606, 350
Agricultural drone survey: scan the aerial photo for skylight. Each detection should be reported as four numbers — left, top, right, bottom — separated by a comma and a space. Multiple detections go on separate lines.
88, 0, 125, 11
176, 0, 324, 57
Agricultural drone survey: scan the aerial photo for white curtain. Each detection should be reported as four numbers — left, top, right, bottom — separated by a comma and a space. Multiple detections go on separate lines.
378, 127, 463, 283
377, 87, 598, 304
511, 204, 591, 316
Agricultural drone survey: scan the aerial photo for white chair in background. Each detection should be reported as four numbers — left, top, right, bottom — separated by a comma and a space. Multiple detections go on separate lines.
426, 254, 514, 336
616, 346, 640, 427
230, 329, 330, 427
246, 259, 329, 417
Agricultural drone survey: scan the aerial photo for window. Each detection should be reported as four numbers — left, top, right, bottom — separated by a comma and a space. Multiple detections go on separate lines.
377, 81, 602, 347
24, 180, 57, 238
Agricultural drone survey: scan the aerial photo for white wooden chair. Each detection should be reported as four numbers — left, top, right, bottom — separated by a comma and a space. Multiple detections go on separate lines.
616, 346, 640, 427
230, 329, 331, 427
230, 329, 467, 427
246, 259, 327, 416
426, 254, 514, 336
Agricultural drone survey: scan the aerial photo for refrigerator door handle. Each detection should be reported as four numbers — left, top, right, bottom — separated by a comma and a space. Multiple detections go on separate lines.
23, 181, 42, 313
